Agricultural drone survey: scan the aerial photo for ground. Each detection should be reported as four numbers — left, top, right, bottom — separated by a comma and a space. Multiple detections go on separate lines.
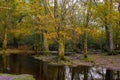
0, 74, 35, 80
34, 54, 120, 71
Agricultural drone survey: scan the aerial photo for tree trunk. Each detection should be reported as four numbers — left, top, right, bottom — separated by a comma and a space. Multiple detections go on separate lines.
2, 27, 7, 50
42, 0, 50, 55
54, 0, 58, 18
43, 32, 49, 55
83, 0, 91, 58
58, 38, 64, 59
105, 0, 114, 53
13, 37, 18, 48
84, 31, 88, 58
54, 0, 65, 59
105, 26, 114, 53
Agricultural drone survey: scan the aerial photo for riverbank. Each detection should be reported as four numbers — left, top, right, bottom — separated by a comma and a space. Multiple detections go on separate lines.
0, 49, 35, 55
0, 49, 77, 55
34, 54, 120, 71
0, 74, 35, 80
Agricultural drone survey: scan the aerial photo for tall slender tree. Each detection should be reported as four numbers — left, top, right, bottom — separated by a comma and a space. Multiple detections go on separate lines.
104, 0, 114, 53
83, 0, 91, 58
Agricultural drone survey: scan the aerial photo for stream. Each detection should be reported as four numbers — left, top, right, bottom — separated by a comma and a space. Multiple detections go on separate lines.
0, 54, 120, 80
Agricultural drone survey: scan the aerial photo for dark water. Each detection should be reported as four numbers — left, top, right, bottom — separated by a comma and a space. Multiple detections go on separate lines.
0, 54, 120, 80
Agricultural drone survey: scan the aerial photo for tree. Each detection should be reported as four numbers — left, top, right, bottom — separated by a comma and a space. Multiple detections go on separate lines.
0, 0, 13, 50
53, 0, 78, 59
83, 0, 92, 58
42, 0, 50, 55
104, 0, 114, 53
93, 0, 116, 53
54, 0, 65, 59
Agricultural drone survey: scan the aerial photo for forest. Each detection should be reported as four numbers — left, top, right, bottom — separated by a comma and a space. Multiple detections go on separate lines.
0, 0, 120, 80
0, 0, 120, 58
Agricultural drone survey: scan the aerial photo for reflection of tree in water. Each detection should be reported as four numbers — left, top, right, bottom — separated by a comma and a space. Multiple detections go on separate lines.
105, 70, 120, 80
2, 55, 10, 73
66, 66, 120, 80
89, 67, 120, 80
0, 56, 3, 72
67, 66, 90, 80
90, 67, 106, 80
93, 68, 120, 80
117, 71, 120, 80
71, 67, 80, 80
40, 63, 65, 80
105, 70, 113, 80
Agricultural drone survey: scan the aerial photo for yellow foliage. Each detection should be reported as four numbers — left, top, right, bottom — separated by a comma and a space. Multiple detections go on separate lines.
38, 14, 54, 25
66, 36, 72, 40
58, 31, 67, 36
74, 27, 83, 35
90, 28, 104, 41
84, 28, 91, 32
90, 28, 97, 37
43, 32, 57, 39
10, 28, 31, 38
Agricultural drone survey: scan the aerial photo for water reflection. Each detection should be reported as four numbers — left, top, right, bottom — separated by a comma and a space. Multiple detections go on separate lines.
0, 54, 120, 80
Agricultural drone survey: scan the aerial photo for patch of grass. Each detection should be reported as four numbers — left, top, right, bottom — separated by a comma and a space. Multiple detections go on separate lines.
80, 57, 94, 63
0, 74, 35, 80
14, 75, 35, 80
